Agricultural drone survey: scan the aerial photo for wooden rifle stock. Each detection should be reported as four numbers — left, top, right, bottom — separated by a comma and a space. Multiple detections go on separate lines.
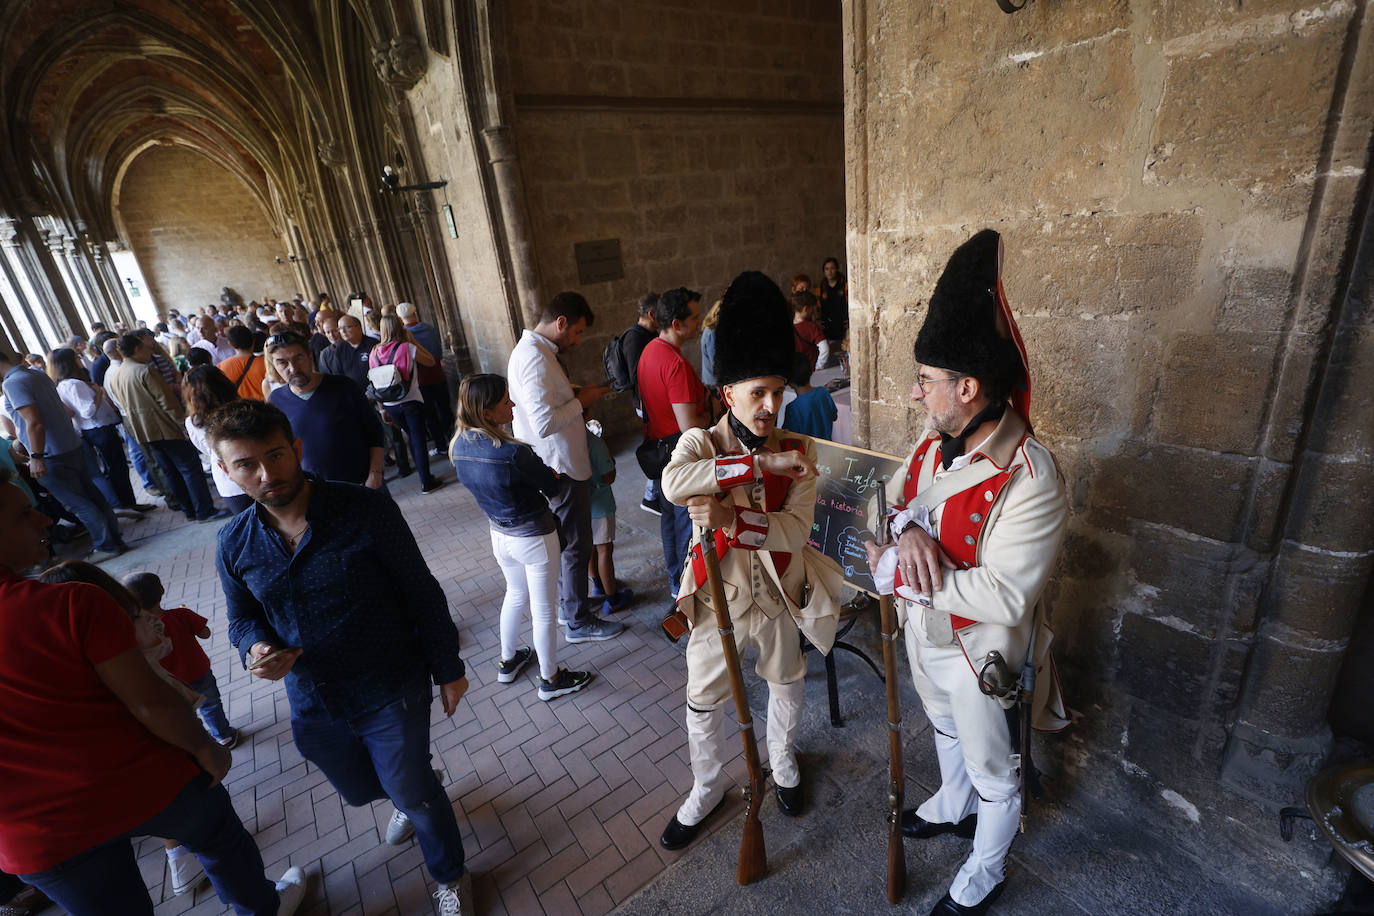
699, 527, 767, 885
876, 490, 906, 903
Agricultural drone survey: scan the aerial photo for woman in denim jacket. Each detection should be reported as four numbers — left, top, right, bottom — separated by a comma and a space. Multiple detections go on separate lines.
449, 374, 593, 701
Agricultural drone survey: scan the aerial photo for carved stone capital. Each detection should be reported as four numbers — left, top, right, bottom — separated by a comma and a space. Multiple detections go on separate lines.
317, 139, 346, 168
0, 218, 22, 248
373, 35, 426, 90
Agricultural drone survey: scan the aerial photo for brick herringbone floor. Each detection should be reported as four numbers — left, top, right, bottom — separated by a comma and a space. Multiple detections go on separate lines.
55, 449, 749, 916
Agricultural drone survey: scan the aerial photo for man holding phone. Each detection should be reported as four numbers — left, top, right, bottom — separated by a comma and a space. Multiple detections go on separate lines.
208, 399, 473, 915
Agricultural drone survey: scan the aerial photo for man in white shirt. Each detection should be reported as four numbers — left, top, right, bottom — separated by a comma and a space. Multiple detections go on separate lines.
191, 317, 234, 363
507, 292, 623, 643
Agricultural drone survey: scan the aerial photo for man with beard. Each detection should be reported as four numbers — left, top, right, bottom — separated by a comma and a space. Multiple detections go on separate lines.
864, 230, 1068, 916
209, 399, 473, 915
265, 333, 384, 488
658, 271, 837, 850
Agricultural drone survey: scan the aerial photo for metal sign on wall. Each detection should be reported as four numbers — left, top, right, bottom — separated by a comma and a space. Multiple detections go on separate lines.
574, 239, 624, 284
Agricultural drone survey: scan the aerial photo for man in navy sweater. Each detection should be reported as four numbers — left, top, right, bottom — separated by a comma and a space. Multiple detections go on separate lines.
265, 333, 385, 488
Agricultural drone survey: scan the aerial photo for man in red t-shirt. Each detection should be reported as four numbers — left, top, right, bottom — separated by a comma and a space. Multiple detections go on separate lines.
0, 471, 303, 914
637, 286, 707, 600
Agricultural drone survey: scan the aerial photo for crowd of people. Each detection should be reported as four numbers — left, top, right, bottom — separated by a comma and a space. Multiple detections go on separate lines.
0, 242, 1067, 916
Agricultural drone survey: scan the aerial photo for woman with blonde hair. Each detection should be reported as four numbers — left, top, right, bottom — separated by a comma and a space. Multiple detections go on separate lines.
449, 374, 593, 702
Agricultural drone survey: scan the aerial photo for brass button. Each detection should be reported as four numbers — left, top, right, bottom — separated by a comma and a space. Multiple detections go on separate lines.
984, 490, 994, 502
964, 534, 976, 545
970, 512, 982, 523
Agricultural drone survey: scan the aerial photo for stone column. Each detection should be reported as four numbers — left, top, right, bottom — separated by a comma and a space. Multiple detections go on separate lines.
0, 218, 59, 351
1219, 193, 1374, 806
481, 124, 542, 329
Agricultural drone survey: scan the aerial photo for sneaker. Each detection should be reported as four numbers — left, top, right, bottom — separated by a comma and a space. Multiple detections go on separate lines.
167, 849, 205, 895
113, 508, 145, 520
385, 808, 415, 845
130, 502, 156, 512
87, 547, 124, 564
604, 588, 636, 612
197, 507, 232, 523
538, 668, 593, 701
421, 478, 447, 494
433, 870, 473, 916
640, 496, 662, 517
589, 577, 605, 598
496, 646, 533, 683
216, 728, 242, 749
273, 866, 306, 916
565, 617, 624, 643
429, 447, 445, 459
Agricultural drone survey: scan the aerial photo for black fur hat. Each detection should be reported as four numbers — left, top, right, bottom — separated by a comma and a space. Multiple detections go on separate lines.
714, 271, 795, 386
913, 229, 1024, 389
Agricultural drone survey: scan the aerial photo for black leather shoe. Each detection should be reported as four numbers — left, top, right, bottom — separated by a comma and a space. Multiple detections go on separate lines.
929, 881, 1004, 915
660, 797, 727, 850
776, 781, 803, 817
900, 809, 977, 839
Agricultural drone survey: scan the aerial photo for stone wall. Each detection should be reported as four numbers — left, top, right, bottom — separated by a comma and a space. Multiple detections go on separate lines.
506, 0, 846, 426
845, 0, 1374, 809
117, 145, 297, 313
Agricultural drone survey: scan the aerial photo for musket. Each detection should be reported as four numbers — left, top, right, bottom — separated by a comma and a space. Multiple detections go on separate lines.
1017, 606, 1041, 834
699, 526, 767, 885
875, 490, 906, 903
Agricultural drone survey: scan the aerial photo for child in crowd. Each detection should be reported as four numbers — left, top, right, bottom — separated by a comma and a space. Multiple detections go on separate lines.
122, 571, 239, 749
782, 352, 838, 441
585, 414, 633, 614
449, 374, 594, 701
34, 563, 211, 898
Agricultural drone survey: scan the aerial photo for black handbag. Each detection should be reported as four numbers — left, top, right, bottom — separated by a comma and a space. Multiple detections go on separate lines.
634, 432, 681, 480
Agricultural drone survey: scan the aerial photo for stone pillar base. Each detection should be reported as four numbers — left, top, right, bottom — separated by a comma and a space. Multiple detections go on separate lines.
1219, 720, 1332, 812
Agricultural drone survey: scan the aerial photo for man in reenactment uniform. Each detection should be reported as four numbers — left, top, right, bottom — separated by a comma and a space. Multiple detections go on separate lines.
866, 230, 1069, 915
658, 271, 838, 850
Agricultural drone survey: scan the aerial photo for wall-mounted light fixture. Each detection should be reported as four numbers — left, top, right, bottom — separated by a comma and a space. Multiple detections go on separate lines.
380, 165, 448, 194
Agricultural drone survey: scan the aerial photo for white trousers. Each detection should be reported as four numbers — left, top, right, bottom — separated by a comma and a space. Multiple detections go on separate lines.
676, 678, 805, 826
490, 528, 560, 680
908, 636, 1021, 907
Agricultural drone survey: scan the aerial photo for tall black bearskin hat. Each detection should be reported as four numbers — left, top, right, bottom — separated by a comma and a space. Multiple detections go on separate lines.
714, 270, 795, 387
913, 229, 1030, 409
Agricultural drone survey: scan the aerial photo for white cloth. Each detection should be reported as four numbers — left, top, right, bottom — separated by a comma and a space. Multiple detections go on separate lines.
507, 329, 590, 480
376, 343, 424, 407
766, 678, 804, 789
490, 527, 561, 681
192, 337, 234, 363
184, 417, 244, 499
56, 379, 121, 430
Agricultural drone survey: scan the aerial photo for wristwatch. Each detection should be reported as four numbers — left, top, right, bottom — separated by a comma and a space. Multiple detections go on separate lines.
896, 520, 920, 538
30, 451, 47, 459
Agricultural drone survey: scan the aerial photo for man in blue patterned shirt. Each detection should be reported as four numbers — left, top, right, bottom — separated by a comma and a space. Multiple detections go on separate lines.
209, 400, 472, 914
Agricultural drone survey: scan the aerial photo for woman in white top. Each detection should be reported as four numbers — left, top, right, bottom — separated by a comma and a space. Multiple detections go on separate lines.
47, 347, 149, 517
370, 314, 445, 493
182, 365, 252, 513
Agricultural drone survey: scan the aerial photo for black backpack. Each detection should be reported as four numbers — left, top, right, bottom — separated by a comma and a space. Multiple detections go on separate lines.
603, 330, 636, 393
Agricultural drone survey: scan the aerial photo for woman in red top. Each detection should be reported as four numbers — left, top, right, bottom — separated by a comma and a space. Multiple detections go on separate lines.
791, 290, 828, 371
0, 469, 303, 915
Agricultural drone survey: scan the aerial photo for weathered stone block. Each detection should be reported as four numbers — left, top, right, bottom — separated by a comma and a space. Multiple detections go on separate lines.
1151, 331, 1279, 454
1244, 457, 1292, 553
1308, 326, 1374, 460
1216, 267, 1295, 336
1148, 18, 1346, 188
1017, 314, 1133, 442
1149, 0, 1338, 45
1118, 612, 1227, 719
1284, 455, 1374, 554
1265, 544, 1373, 643
1124, 524, 1262, 639
582, 130, 639, 178
1234, 635, 1345, 737
1089, 441, 1255, 542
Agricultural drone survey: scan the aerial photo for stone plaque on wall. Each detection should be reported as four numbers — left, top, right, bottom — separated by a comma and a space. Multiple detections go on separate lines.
573, 239, 623, 284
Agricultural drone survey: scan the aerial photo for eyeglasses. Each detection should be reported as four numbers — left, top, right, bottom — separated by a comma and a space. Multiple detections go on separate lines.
264, 333, 306, 351
916, 373, 962, 392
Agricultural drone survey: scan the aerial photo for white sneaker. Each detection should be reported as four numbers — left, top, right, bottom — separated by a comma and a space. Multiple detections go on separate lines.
274, 866, 306, 916
432, 871, 472, 916
167, 849, 205, 895
385, 807, 414, 844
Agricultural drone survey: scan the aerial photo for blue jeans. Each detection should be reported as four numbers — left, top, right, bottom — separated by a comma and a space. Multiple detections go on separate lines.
121, 425, 154, 489
82, 424, 137, 509
147, 438, 215, 520
20, 772, 277, 916
291, 685, 464, 884
661, 501, 692, 598
383, 401, 433, 487
189, 670, 233, 740
42, 448, 123, 552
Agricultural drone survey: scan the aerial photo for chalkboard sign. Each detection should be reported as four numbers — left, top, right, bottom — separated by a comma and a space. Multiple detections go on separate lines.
808, 439, 904, 596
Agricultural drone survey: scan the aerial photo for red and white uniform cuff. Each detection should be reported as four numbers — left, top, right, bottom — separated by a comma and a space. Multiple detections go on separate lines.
714, 455, 756, 489
729, 507, 769, 549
